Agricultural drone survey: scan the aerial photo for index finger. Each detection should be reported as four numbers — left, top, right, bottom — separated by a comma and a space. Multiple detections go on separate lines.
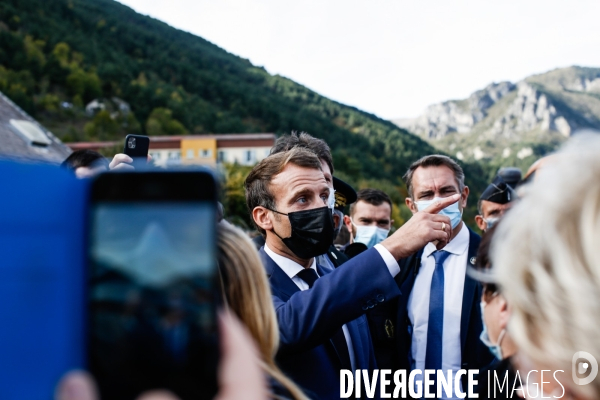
109, 153, 133, 169
422, 194, 460, 214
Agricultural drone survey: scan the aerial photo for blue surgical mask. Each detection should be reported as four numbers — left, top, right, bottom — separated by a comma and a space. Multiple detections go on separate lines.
479, 301, 506, 360
351, 219, 389, 248
415, 196, 463, 229
483, 217, 499, 230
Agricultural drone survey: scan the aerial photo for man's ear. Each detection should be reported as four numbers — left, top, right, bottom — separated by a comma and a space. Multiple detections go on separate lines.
475, 215, 486, 232
406, 197, 418, 214
252, 206, 273, 233
460, 186, 470, 209
343, 215, 352, 233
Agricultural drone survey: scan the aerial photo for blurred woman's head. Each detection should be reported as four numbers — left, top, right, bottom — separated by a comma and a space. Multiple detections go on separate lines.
492, 133, 600, 399
217, 222, 277, 360
216, 223, 307, 400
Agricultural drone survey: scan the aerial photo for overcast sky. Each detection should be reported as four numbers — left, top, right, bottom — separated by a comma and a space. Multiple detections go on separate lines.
118, 0, 600, 119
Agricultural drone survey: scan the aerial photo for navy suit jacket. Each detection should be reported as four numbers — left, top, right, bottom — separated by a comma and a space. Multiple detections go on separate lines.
394, 227, 494, 392
261, 247, 402, 400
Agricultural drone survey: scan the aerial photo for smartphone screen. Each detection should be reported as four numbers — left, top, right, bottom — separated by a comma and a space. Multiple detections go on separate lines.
88, 172, 219, 400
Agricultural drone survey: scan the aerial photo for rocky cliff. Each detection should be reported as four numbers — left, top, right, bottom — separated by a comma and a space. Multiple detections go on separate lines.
393, 66, 600, 170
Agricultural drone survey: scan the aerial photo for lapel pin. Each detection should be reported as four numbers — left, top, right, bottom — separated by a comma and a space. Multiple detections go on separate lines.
470, 257, 476, 265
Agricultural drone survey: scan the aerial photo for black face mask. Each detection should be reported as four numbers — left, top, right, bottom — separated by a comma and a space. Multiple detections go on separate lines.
270, 206, 334, 259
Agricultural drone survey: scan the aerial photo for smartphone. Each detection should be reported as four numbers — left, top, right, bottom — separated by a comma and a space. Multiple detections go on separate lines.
123, 134, 150, 166
87, 170, 219, 400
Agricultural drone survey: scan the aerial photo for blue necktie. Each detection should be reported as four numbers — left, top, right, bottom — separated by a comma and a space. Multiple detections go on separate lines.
425, 250, 451, 392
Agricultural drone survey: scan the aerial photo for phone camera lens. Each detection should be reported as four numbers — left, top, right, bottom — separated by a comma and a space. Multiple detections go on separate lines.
128, 137, 136, 149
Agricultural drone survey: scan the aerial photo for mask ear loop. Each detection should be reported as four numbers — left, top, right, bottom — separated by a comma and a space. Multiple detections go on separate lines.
349, 217, 359, 242
264, 207, 289, 240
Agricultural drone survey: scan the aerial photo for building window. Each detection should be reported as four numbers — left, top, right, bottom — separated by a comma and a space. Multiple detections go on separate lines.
186, 149, 194, 159
200, 149, 212, 158
149, 152, 161, 160
217, 150, 226, 163
245, 150, 254, 163
168, 151, 181, 160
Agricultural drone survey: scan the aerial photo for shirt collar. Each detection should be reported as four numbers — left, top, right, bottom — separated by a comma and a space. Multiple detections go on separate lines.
264, 243, 318, 280
423, 222, 469, 258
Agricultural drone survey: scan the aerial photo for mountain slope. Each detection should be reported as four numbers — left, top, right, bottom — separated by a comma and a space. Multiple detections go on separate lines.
0, 0, 438, 181
0, 0, 488, 226
393, 66, 600, 172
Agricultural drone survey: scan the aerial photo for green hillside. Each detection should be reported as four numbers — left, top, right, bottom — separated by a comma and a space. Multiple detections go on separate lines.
0, 0, 488, 228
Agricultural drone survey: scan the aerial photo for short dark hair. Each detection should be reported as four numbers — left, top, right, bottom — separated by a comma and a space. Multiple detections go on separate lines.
244, 147, 323, 236
270, 131, 334, 175
349, 188, 393, 216
61, 150, 108, 171
403, 154, 465, 198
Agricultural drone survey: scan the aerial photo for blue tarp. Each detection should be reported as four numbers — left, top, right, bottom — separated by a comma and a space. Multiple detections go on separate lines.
0, 160, 88, 399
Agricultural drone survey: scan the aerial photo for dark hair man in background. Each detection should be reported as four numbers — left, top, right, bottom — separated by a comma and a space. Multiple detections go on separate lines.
399, 154, 493, 396
244, 147, 456, 399
320, 176, 357, 268
269, 131, 350, 268
343, 189, 393, 250
339, 188, 400, 372
61, 149, 109, 178
474, 167, 521, 232
469, 222, 520, 399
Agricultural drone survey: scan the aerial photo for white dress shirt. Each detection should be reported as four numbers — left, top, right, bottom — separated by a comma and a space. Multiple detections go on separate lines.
265, 243, 400, 372
407, 223, 469, 399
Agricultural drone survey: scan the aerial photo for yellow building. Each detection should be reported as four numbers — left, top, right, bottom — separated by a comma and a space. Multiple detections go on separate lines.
68, 133, 276, 168
181, 138, 218, 165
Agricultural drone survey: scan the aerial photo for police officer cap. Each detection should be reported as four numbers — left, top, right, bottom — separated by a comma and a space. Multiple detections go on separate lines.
479, 167, 522, 204
333, 176, 357, 211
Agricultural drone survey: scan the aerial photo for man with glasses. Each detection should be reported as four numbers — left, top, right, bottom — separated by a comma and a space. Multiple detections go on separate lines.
469, 223, 520, 399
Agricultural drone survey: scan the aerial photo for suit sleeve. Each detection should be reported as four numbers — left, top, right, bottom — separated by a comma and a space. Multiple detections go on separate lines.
274, 247, 402, 354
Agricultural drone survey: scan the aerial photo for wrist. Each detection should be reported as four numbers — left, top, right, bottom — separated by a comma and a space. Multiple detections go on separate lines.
380, 236, 411, 260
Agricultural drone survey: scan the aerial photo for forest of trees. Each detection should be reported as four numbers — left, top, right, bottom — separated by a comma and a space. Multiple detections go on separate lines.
0, 0, 490, 229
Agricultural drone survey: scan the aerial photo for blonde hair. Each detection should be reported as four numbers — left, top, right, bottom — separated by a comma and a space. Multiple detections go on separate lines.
217, 223, 308, 400
492, 132, 600, 399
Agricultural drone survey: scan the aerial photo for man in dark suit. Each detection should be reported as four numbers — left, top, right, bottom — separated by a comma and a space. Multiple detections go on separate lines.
396, 155, 494, 399
317, 176, 355, 269
339, 188, 400, 371
244, 147, 457, 399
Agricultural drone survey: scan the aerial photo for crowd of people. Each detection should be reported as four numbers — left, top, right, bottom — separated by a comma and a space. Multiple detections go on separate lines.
58, 130, 600, 400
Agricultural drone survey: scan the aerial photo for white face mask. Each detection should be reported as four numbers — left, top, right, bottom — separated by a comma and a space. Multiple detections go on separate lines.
479, 296, 506, 360
483, 216, 499, 230
327, 188, 336, 210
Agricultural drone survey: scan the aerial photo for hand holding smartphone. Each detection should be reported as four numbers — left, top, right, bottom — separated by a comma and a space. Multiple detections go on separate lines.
123, 134, 150, 168
87, 171, 220, 400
